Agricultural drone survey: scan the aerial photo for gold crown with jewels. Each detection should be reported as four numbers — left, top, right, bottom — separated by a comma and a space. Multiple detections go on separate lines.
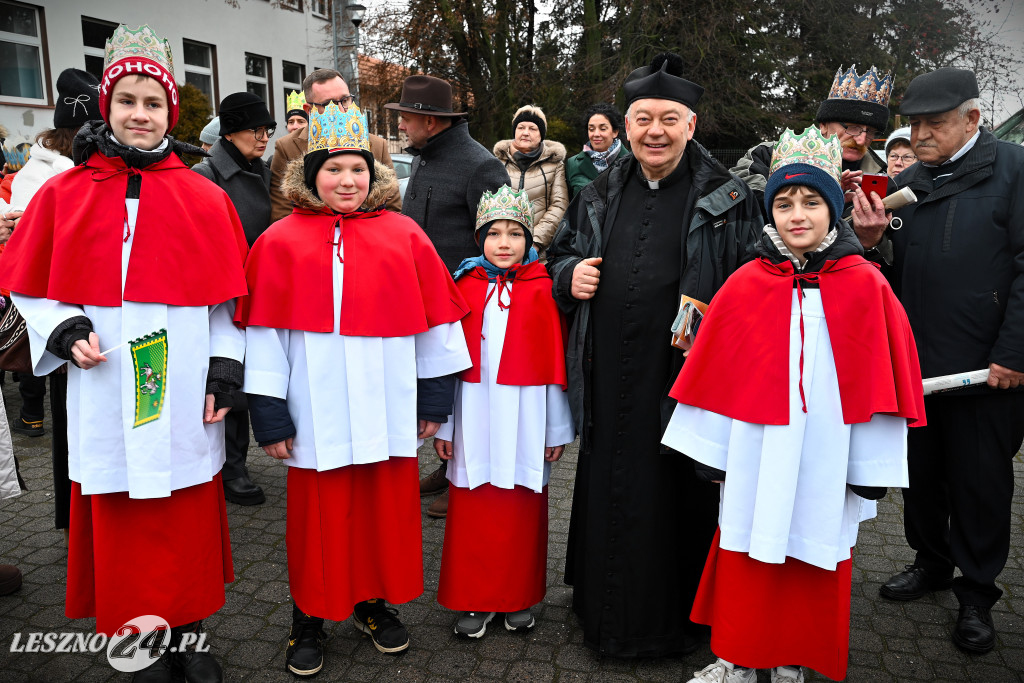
769, 127, 842, 183
103, 24, 174, 73
827, 65, 893, 106
286, 90, 306, 113
308, 103, 369, 154
475, 185, 534, 232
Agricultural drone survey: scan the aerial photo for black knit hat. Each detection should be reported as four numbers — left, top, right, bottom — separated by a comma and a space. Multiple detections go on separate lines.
218, 92, 276, 136
512, 108, 546, 139
815, 65, 892, 132
54, 68, 101, 129
900, 68, 979, 116
623, 52, 704, 110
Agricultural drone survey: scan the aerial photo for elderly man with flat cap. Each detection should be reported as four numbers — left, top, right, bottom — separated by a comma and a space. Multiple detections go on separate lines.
546, 52, 761, 656
385, 75, 509, 518
853, 67, 1024, 655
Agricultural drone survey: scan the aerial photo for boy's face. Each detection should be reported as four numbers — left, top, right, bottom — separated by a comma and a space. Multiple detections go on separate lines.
771, 186, 831, 263
482, 219, 527, 269
109, 76, 169, 151
315, 153, 370, 213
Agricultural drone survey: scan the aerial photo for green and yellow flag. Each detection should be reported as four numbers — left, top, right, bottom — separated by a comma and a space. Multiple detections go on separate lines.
130, 329, 168, 428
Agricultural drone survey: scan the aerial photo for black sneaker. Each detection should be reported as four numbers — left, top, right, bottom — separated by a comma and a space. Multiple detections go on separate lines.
286, 606, 326, 677
352, 599, 409, 654
11, 417, 43, 437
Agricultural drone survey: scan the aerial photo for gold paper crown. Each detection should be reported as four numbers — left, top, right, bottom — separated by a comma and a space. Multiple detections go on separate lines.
103, 24, 174, 73
475, 186, 534, 232
827, 65, 893, 106
286, 90, 306, 113
769, 127, 842, 183
308, 103, 370, 154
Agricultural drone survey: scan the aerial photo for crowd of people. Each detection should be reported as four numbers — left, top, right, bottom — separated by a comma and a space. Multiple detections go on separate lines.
0, 20, 1021, 683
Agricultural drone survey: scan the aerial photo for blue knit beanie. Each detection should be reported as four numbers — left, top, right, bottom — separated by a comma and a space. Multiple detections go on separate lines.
764, 162, 844, 226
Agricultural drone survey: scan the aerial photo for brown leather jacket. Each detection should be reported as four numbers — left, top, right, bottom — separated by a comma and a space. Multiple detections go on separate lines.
269, 125, 401, 222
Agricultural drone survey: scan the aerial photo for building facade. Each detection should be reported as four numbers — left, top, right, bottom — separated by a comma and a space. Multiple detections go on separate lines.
0, 0, 340, 162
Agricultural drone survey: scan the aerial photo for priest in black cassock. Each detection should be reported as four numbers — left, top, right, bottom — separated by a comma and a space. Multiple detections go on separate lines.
547, 52, 762, 657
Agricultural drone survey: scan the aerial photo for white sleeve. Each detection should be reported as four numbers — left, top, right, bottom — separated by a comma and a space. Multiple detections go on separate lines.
10, 293, 83, 376
435, 415, 455, 441
208, 300, 245, 362
243, 325, 291, 399
545, 383, 576, 447
414, 321, 471, 379
847, 414, 910, 487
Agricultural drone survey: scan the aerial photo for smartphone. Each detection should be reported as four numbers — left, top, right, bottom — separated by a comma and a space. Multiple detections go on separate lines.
861, 173, 889, 199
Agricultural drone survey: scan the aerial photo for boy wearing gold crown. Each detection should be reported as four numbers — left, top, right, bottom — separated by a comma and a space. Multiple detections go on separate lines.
431, 187, 574, 638
0, 23, 248, 683
285, 90, 308, 134
236, 103, 470, 676
661, 128, 925, 683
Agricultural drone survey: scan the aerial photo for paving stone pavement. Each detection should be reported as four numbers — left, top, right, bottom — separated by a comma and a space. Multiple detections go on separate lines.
0, 379, 1022, 682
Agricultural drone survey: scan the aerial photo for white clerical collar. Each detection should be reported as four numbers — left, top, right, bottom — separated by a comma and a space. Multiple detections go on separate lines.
647, 179, 660, 190
922, 129, 980, 168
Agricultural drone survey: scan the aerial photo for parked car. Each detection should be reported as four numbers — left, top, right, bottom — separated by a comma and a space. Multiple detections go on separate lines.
994, 107, 1024, 144
392, 153, 413, 201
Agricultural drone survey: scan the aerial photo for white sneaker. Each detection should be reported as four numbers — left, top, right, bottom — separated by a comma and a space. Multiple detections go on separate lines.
687, 658, 757, 683
771, 666, 804, 682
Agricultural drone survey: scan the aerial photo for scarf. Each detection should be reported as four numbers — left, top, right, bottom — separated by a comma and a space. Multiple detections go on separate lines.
584, 138, 622, 172
453, 247, 539, 282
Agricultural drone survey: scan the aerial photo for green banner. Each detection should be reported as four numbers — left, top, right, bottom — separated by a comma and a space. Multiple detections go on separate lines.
130, 329, 168, 428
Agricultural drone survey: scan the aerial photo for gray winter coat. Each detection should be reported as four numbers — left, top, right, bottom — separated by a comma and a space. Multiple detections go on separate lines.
193, 139, 273, 247
402, 120, 510, 272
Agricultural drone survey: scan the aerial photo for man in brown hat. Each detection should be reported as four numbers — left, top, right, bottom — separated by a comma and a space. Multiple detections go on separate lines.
385, 75, 509, 518
269, 68, 400, 221
546, 52, 761, 657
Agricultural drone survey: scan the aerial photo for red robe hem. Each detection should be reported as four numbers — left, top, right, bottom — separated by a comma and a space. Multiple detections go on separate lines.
669, 256, 926, 427
235, 207, 468, 336
438, 483, 548, 612
286, 459, 422, 620
0, 152, 248, 307
455, 262, 567, 389
66, 474, 234, 636
692, 528, 850, 681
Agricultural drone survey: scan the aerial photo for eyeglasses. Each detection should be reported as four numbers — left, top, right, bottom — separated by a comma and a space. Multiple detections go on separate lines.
309, 95, 355, 111
838, 122, 878, 140
248, 127, 276, 140
888, 153, 917, 163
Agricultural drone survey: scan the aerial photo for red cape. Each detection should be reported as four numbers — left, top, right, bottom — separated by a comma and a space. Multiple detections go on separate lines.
0, 152, 249, 307
235, 207, 468, 336
669, 255, 925, 426
455, 261, 567, 389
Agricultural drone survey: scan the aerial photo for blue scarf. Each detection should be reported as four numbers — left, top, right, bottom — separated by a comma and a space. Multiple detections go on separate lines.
584, 138, 622, 172
453, 247, 539, 282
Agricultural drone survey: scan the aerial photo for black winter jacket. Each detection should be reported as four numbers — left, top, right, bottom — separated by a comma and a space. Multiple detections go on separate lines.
547, 144, 762, 436
889, 129, 1024, 383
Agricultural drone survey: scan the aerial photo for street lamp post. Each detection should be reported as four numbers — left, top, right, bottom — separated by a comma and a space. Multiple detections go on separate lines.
332, 2, 366, 104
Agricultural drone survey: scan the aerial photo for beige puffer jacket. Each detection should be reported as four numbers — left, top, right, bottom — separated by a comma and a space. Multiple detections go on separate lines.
493, 139, 569, 251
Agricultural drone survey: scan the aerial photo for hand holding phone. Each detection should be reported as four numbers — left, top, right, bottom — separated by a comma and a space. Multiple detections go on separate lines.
861, 173, 889, 200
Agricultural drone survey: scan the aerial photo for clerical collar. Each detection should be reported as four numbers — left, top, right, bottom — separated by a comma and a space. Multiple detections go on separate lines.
635, 150, 690, 190
922, 129, 980, 168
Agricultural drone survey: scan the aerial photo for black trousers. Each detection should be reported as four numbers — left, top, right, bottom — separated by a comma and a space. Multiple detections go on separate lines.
50, 372, 70, 529
17, 372, 46, 422
221, 390, 250, 482
903, 392, 1024, 608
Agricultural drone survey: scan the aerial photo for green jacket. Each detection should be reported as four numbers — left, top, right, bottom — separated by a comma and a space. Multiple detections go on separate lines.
565, 144, 631, 199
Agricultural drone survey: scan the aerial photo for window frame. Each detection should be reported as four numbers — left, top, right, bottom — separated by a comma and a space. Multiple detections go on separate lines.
80, 15, 116, 82
0, 0, 52, 106
245, 52, 273, 115
281, 60, 304, 115
183, 38, 218, 111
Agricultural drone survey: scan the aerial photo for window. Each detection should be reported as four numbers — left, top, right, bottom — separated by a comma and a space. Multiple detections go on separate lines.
81, 16, 116, 81
183, 39, 217, 110
0, 0, 47, 102
310, 0, 328, 18
245, 53, 272, 112
281, 60, 304, 112
280, 0, 302, 10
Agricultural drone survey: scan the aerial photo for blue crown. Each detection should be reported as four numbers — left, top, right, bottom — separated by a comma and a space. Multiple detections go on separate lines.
308, 103, 369, 154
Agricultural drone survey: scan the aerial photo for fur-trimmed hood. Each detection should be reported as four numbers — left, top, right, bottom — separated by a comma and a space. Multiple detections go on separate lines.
493, 138, 566, 165
283, 156, 398, 211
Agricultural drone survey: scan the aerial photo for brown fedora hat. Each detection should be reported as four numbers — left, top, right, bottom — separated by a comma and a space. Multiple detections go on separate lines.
384, 75, 467, 117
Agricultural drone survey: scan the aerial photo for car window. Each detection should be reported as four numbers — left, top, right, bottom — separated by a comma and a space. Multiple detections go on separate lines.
393, 160, 412, 179
994, 108, 1024, 145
